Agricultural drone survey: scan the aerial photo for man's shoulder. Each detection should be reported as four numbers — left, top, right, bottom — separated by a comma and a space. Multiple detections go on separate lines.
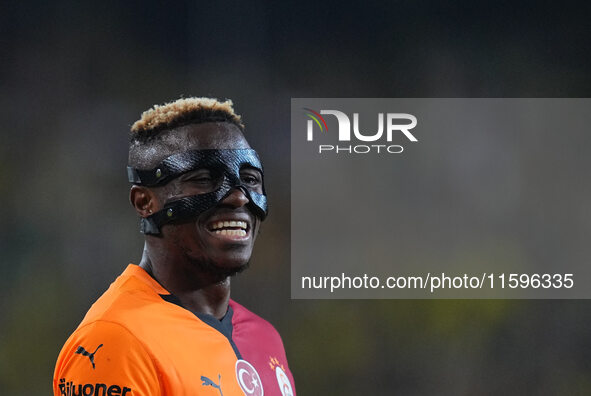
78, 265, 168, 332
229, 299, 275, 325
54, 317, 161, 395
54, 266, 167, 395
229, 299, 284, 341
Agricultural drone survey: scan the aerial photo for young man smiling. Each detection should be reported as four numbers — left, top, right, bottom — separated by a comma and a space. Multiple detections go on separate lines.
54, 98, 296, 396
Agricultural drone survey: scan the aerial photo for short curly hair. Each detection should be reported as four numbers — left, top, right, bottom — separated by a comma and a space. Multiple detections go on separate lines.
128, 97, 246, 169
130, 97, 244, 143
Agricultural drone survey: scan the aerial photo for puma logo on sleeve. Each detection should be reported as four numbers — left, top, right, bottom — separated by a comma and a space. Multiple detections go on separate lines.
75, 344, 103, 369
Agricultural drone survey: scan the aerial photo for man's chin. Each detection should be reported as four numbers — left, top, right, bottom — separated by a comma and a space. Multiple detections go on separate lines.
191, 258, 250, 279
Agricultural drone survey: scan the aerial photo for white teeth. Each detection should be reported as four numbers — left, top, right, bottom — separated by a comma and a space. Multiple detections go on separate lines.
214, 229, 247, 237
210, 220, 247, 230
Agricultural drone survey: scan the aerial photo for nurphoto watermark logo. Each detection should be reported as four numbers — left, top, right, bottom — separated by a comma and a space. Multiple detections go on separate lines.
303, 107, 418, 154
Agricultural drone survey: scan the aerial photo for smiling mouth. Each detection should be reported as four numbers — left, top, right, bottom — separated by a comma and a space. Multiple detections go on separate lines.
208, 220, 249, 237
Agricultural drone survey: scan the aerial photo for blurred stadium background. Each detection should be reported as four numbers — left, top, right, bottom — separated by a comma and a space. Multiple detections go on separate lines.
2, 1, 591, 395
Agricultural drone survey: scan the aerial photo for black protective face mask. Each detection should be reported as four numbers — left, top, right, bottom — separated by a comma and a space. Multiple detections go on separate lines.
127, 149, 267, 235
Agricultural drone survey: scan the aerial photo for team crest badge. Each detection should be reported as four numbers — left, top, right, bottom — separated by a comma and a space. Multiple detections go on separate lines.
235, 359, 263, 396
269, 357, 294, 396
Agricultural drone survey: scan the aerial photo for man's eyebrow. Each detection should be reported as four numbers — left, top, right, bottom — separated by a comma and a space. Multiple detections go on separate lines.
240, 165, 263, 172
177, 168, 213, 179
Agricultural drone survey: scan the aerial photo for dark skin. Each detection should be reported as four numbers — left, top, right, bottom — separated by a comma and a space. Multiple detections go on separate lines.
129, 122, 263, 319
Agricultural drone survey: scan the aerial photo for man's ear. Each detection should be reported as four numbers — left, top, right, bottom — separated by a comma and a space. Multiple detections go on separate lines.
130, 186, 161, 217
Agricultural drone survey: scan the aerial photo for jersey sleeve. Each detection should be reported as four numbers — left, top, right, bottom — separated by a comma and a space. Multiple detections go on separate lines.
53, 320, 161, 396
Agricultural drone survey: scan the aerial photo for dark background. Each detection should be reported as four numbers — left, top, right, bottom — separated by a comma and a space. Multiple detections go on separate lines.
2, 1, 591, 395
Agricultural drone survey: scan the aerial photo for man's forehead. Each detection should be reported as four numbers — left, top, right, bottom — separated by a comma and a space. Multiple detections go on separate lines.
150, 122, 250, 163
166, 122, 249, 150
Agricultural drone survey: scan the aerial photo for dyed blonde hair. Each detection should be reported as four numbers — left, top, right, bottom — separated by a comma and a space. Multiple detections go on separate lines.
130, 97, 244, 142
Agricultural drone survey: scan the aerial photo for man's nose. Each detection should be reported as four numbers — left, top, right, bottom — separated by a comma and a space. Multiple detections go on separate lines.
221, 187, 250, 207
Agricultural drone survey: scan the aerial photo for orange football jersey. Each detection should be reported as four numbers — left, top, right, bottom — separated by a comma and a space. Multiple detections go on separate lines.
53, 264, 295, 396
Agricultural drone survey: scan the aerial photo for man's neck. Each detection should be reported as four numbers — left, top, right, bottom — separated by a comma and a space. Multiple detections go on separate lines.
139, 243, 231, 320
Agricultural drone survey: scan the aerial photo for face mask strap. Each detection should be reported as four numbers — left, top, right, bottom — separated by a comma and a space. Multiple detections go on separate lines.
127, 149, 263, 187
140, 187, 268, 235
140, 193, 218, 235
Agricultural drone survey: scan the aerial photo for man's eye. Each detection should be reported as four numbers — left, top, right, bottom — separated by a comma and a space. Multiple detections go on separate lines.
241, 174, 260, 185
185, 174, 215, 184
191, 177, 213, 183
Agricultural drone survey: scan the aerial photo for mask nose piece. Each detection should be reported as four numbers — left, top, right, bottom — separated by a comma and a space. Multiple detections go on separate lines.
235, 185, 250, 199
221, 185, 251, 207
220, 185, 267, 220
